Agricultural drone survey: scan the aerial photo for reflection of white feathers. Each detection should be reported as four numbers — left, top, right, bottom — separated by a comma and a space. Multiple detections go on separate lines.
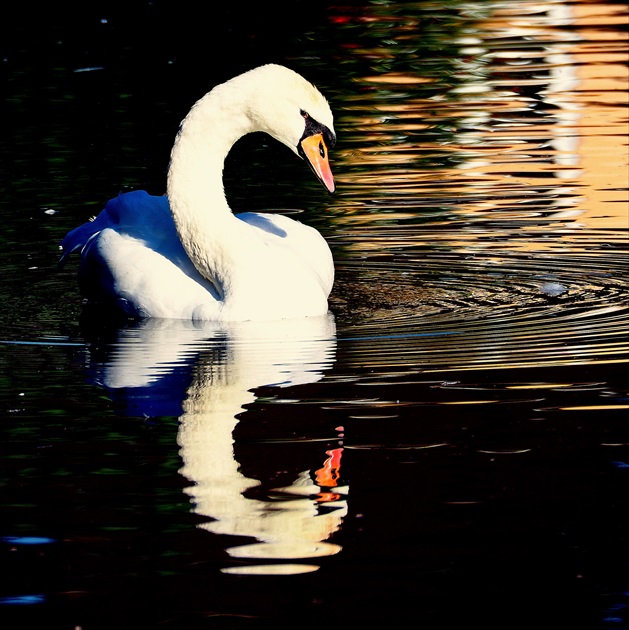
177, 315, 347, 568
89, 315, 346, 573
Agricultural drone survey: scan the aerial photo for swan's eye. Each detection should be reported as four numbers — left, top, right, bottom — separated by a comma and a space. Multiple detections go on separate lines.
300, 109, 309, 119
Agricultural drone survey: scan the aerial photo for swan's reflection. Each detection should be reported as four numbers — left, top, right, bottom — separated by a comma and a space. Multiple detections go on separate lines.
86, 314, 346, 575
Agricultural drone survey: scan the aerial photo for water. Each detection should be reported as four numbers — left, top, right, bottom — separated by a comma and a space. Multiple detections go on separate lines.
1, 1, 628, 627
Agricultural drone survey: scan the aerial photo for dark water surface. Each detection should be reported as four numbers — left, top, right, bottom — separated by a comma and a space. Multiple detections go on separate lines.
1, 1, 628, 628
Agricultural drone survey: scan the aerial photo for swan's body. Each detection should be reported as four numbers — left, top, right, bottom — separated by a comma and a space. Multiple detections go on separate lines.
60, 64, 336, 321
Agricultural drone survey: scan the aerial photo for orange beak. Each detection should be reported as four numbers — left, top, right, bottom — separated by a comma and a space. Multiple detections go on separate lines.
300, 133, 335, 193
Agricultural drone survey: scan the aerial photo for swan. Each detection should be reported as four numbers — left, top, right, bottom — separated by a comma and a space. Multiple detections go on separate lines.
59, 64, 336, 321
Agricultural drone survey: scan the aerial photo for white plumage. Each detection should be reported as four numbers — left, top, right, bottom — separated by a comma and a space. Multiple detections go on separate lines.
60, 64, 336, 321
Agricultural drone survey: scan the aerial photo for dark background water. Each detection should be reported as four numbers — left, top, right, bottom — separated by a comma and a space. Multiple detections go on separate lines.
1, 1, 628, 628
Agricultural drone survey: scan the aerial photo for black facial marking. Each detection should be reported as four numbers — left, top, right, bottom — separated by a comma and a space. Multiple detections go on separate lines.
299, 111, 336, 150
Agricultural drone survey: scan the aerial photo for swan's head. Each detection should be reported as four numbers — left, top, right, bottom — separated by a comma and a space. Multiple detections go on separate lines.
237, 65, 337, 193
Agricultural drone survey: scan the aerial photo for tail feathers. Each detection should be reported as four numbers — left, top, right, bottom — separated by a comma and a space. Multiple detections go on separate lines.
58, 191, 160, 269
58, 218, 103, 269
58, 190, 170, 268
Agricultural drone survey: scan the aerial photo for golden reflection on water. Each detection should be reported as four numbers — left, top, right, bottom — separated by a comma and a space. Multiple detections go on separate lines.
329, 0, 628, 253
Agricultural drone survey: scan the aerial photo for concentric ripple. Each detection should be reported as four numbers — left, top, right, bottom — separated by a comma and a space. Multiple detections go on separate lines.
329, 226, 628, 372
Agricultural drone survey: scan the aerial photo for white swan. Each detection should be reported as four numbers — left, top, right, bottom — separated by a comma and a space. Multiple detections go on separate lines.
59, 64, 336, 321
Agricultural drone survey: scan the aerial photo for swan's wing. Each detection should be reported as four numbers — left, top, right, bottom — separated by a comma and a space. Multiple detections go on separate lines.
59, 191, 174, 266
60, 191, 222, 318
237, 212, 335, 297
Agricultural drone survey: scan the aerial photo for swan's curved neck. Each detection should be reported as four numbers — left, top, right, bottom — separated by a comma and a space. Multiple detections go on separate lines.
166, 83, 256, 290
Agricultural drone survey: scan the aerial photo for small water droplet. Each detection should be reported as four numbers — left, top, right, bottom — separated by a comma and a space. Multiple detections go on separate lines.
539, 282, 567, 297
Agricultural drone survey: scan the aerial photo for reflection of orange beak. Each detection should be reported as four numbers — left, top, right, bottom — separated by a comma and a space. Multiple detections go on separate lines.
315, 447, 343, 488
300, 133, 335, 193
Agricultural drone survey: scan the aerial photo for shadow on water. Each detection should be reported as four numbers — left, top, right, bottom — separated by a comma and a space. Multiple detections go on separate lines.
0, 0, 628, 628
